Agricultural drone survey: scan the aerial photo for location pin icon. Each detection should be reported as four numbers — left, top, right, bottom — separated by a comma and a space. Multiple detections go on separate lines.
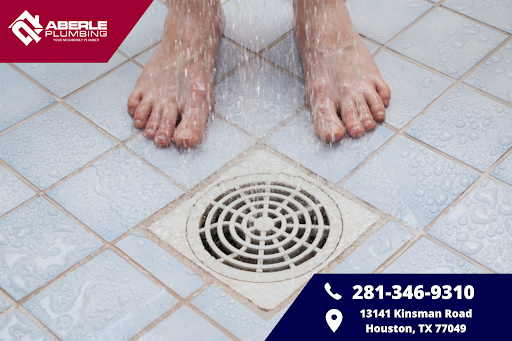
326, 309, 343, 332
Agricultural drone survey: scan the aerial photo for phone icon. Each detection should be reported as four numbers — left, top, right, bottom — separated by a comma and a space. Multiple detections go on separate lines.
325, 282, 342, 300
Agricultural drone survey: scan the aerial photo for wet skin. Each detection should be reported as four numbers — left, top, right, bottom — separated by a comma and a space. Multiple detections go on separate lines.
128, 0, 391, 147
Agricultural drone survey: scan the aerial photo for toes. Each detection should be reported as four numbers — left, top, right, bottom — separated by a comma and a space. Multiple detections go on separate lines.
154, 105, 178, 147
375, 79, 392, 107
365, 90, 386, 122
357, 100, 376, 132
144, 107, 162, 139
133, 99, 152, 129
311, 97, 345, 143
174, 92, 210, 148
341, 101, 365, 138
127, 89, 142, 117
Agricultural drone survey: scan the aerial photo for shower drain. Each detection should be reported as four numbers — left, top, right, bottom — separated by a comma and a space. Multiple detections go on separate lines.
187, 174, 343, 282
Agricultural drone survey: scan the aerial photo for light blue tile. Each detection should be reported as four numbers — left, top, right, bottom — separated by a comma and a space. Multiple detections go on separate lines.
266, 110, 395, 183
24, 250, 177, 341
192, 285, 286, 341
346, 0, 432, 44
389, 8, 507, 79
215, 39, 250, 81
443, 0, 512, 34
0, 198, 102, 300
375, 50, 453, 129
116, 231, 204, 297
119, 1, 168, 57
223, 0, 293, 53
262, 34, 304, 79
15, 53, 127, 98
492, 154, 512, 186
49, 148, 182, 242
0, 105, 116, 190
332, 221, 414, 274
67, 63, 142, 141
465, 42, 512, 104
0, 64, 55, 133
428, 178, 512, 273
384, 237, 485, 273
127, 118, 254, 189
0, 292, 10, 313
0, 165, 35, 217
0, 310, 51, 341
135, 46, 157, 66
215, 61, 305, 138
363, 40, 380, 54
342, 135, 478, 229
139, 306, 230, 341
406, 86, 512, 172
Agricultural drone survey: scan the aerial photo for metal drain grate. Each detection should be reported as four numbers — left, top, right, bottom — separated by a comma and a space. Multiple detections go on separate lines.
187, 174, 343, 282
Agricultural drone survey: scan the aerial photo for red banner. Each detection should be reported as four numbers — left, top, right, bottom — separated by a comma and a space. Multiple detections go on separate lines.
0, 0, 153, 62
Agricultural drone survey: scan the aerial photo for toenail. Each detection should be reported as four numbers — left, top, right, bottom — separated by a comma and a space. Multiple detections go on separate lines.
177, 129, 195, 141
134, 119, 142, 125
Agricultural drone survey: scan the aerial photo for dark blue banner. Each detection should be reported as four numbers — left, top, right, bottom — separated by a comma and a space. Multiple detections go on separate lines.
267, 274, 508, 340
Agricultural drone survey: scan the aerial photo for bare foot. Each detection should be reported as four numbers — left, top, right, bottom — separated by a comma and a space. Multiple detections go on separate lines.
294, 0, 391, 142
128, 0, 225, 148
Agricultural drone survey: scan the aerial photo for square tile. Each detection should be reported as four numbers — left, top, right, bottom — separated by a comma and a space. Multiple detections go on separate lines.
332, 221, 414, 274
0, 105, 116, 190
428, 178, 512, 273
215, 39, 250, 81
465, 42, 512, 104
0, 165, 35, 217
119, 1, 168, 57
375, 50, 453, 129
139, 306, 230, 341
15, 53, 127, 98
0, 292, 10, 313
0, 64, 55, 133
223, 0, 293, 53
492, 153, 512, 186
266, 110, 395, 184
0, 310, 51, 341
24, 250, 177, 341
389, 8, 507, 79
406, 86, 512, 172
346, 0, 432, 44
262, 34, 304, 79
127, 118, 255, 189
48, 148, 182, 242
342, 135, 478, 229
150, 150, 380, 310
192, 285, 287, 341
214, 60, 305, 138
116, 231, 204, 297
67, 63, 142, 141
0, 198, 102, 300
384, 237, 485, 273
443, 0, 512, 34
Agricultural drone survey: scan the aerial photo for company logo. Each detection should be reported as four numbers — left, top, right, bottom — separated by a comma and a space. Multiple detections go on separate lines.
9, 10, 43, 46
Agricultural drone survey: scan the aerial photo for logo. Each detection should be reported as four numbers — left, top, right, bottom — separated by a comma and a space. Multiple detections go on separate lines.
9, 10, 42, 46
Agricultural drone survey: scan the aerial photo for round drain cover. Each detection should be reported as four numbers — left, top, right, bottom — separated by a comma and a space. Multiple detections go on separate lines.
187, 173, 343, 282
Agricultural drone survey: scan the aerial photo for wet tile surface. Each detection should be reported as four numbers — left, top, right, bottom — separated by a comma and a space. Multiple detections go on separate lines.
139, 306, 230, 341
492, 153, 512, 186
347, 0, 432, 44
465, 42, 512, 104
364, 40, 380, 54
15, 53, 127, 98
215, 61, 305, 138
342, 135, 478, 229
389, 8, 507, 79
443, 0, 512, 34
192, 285, 286, 341
262, 34, 304, 79
0, 164, 35, 217
116, 231, 204, 297
0, 292, 11, 313
428, 179, 512, 273
0, 105, 116, 190
332, 221, 414, 273
119, 1, 167, 57
49, 148, 182, 242
0, 64, 55, 133
25, 250, 177, 341
223, 0, 293, 53
135, 46, 157, 66
0, 198, 102, 300
67, 63, 142, 141
266, 110, 395, 183
0, 310, 51, 341
215, 39, 250, 81
127, 117, 255, 189
406, 86, 512, 172
376, 51, 453, 129
384, 237, 485, 273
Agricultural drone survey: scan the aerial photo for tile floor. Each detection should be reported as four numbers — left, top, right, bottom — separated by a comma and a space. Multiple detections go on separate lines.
0, 0, 510, 340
